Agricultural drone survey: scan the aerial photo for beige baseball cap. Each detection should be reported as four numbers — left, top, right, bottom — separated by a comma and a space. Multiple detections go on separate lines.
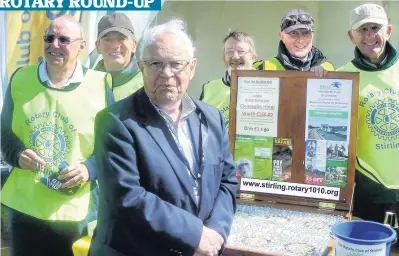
350, 3, 388, 30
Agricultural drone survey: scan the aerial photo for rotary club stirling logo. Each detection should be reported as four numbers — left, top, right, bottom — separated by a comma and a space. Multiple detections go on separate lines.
30, 122, 70, 168
366, 99, 399, 141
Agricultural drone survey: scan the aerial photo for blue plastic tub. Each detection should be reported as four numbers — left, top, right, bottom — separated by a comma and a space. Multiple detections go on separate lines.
331, 220, 397, 256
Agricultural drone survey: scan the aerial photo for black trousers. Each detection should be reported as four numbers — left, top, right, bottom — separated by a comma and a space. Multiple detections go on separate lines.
353, 171, 399, 250
8, 209, 84, 256
353, 171, 399, 223
7, 186, 98, 256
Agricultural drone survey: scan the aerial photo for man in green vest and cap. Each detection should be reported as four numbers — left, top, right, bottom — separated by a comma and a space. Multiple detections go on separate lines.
95, 12, 143, 101
337, 3, 399, 224
200, 31, 257, 128
254, 8, 334, 76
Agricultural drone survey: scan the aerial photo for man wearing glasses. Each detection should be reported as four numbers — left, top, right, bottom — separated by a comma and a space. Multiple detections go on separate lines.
89, 19, 238, 256
200, 31, 257, 128
95, 13, 143, 101
254, 8, 334, 76
337, 4, 399, 227
1, 15, 113, 255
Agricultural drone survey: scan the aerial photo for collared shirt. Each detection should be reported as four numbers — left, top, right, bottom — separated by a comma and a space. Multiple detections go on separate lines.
151, 93, 201, 202
39, 60, 84, 88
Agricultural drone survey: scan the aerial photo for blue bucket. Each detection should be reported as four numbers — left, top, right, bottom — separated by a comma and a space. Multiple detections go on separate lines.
331, 220, 397, 256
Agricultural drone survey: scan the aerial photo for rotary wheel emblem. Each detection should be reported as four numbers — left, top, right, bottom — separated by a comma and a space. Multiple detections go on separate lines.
30, 122, 70, 168
366, 99, 399, 141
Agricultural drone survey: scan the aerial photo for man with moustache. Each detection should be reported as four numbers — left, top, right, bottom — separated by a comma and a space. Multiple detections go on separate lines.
1, 15, 113, 256
254, 8, 334, 76
95, 13, 143, 101
89, 19, 237, 256
200, 31, 257, 128
337, 3, 399, 225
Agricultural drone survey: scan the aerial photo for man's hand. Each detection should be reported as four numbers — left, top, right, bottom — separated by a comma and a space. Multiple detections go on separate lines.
58, 163, 89, 188
18, 149, 45, 171
196, 226, 224, 256
310, 65, 328, 77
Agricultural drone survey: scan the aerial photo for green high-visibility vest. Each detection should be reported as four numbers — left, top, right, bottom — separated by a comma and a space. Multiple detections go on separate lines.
337, 61, 399, 189
1, 65, 110, 221
201, 78, 230, 128
113, 72, 143, 101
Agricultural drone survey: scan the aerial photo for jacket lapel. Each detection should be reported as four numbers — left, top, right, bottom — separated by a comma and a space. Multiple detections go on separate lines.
186, 113, 201, 166
197, 111, 212, 219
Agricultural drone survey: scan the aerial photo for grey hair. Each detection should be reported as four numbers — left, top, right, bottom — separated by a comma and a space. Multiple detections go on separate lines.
223, 31, 256, 54
137, 19, 196, 61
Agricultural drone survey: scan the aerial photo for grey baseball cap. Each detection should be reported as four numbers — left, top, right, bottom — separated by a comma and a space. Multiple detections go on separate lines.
350, 4, 388, 30
280, 8, 315, 34
97, 13, 135, 39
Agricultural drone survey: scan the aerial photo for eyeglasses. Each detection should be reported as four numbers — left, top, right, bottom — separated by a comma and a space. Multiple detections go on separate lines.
141, 60, 190, 73
225, 50, 250, 57
281, 14, 314, 31
43, 35, 83, 45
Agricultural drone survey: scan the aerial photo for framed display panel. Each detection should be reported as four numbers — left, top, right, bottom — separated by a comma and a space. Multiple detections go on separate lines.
228, 70, 360, 215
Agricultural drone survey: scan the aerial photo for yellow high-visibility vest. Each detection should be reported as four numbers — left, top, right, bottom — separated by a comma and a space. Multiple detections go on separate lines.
2, 65, 110, 221
201, 78, 230, 128
337, 61, 399, 189
253, 57, 335, 71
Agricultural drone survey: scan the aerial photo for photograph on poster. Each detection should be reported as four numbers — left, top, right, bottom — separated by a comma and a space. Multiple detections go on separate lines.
325, 165, 348, 188
306, 140, 317, 158
307, 119, 348, 142
326, 141, 348, 160
236, 158, 253, 179
305, 157, 317, 173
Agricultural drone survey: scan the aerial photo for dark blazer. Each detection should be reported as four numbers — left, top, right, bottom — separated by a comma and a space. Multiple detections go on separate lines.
89, 88, 238, 256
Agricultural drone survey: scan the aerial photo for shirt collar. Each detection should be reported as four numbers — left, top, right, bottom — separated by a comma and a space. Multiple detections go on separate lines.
39, 59, 84, 87
151, 93, 196, 124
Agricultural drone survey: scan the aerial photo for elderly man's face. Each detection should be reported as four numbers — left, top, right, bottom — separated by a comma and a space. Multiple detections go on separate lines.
96, 31, 137, 71
223, 38, 256, 74
140, 33, 197, 107
44, 19, 85, 69
349, 23, 392, 63
280, 29, 313, 60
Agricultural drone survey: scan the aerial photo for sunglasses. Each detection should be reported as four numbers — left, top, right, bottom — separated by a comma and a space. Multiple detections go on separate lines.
43, 35, 82, 45
281, 14, 314, 31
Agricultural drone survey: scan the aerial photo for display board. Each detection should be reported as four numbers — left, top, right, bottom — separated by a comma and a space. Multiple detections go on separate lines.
229, 71, 360, 213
